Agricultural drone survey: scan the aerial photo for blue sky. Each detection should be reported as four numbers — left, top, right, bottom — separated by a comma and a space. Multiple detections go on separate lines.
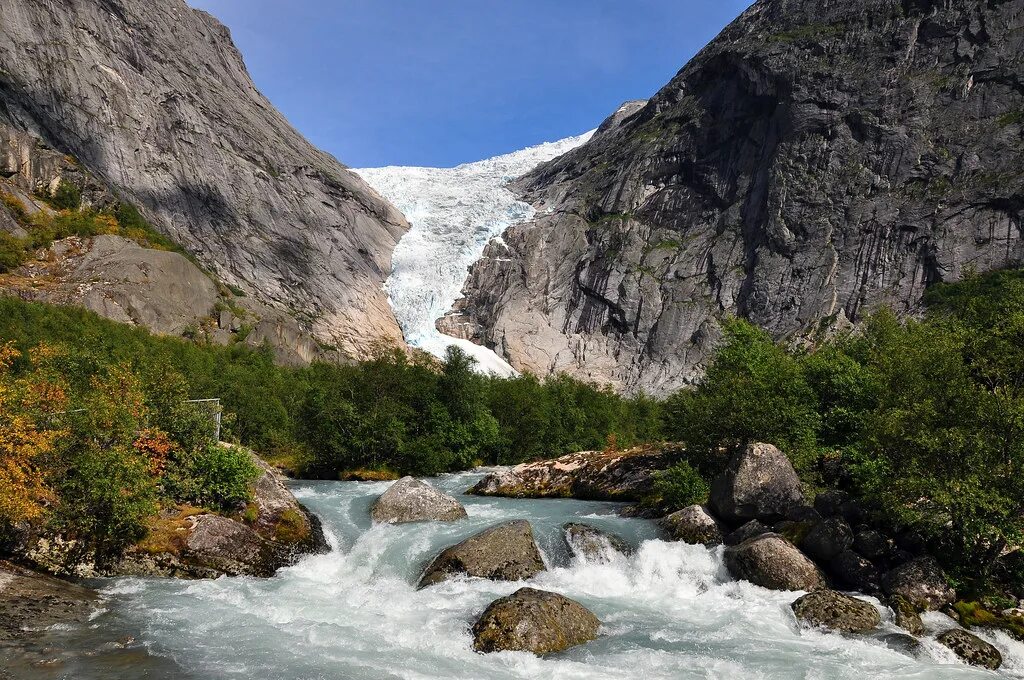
189, 1, 752, 168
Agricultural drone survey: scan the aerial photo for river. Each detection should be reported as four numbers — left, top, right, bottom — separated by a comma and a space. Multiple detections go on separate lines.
7, 470, 1024, 679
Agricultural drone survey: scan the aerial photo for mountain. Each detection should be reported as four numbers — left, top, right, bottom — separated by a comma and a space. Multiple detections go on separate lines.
0, 0, 408, 358
354, 131, 593, 375
443, 0, 1024, 394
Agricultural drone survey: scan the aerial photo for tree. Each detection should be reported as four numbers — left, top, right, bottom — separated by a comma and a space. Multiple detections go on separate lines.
663, 319, 820, 475
0, 344, 63, 534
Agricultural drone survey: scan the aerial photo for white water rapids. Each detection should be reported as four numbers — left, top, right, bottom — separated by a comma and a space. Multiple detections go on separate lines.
13, 471, 1024, 679
355, 133, 593, 375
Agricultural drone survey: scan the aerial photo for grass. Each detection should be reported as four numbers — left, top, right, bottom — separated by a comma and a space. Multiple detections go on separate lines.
135, 505, 206, 555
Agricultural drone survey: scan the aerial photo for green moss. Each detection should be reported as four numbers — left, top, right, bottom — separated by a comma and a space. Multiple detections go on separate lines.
997, 110, 1024, 128
272, 509, 309, 544
954, 601, 1024, 641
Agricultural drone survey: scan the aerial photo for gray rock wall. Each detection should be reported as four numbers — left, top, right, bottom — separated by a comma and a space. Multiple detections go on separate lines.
445, 0, 1024, 394
0, 0, 409, 359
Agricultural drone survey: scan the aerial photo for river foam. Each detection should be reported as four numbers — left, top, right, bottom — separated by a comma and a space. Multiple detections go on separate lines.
16, 471, 1024, 680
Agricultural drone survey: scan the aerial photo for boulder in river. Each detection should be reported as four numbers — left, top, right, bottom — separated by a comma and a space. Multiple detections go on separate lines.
370, 477, 468, 524
660, 505, 724, 546
469, 444, 680, 501
564, 523, 631, 562
419, 520, 546, 587
724, 533, 824, 592
472, 587, 600, 654
937, 629, 1002, 670
889, 595, 925, 636
881, 557, 956, 611
709, 443, 806, 525
791, 589, 881, 634
724, 520, 771, 547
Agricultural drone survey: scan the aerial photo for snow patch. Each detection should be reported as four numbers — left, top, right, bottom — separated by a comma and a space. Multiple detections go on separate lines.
355, 131, 593, 375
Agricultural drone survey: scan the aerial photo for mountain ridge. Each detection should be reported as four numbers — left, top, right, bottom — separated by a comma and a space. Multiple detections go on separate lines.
444, 0, 1024, 394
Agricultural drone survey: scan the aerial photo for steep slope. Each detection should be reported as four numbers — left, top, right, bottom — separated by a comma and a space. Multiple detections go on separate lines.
444, 0, 1024, 394
0, 0, 409, 357
354, 132, 593, 374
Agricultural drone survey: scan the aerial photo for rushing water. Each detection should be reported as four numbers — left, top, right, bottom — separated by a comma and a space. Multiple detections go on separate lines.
8, 471, 1024, 680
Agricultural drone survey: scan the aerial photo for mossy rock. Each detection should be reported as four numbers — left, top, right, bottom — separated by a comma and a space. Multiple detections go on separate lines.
954, 601, 1024, 642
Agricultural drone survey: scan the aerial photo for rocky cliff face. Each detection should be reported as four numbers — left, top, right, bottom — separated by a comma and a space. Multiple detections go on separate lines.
0, 0, 409, 357
444, 0, 1024, 394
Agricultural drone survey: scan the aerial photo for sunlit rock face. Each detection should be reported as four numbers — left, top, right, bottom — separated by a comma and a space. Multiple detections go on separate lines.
445, 0, 1024, 395
0, 0, 409, 359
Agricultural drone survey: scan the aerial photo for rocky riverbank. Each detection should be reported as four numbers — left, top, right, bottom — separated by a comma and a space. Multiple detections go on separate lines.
465, 443, 1024, 669
11, 449, 328, 580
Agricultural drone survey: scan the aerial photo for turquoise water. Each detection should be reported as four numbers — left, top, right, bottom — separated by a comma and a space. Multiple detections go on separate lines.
6, 470, 1024, 679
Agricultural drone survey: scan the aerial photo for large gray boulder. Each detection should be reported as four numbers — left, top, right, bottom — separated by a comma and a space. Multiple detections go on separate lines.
472, 587, 600, 654
370, 477, 468, 524
724, 533, 824, 592
881, 557, 956, 611
724, 519, 771, 547
418, 520, 546, 588
710, 443, 806, 525
660, 505, 724, 546
563, 523, 631, 562
791, 589, 881, 634
937, 629, 1002, 670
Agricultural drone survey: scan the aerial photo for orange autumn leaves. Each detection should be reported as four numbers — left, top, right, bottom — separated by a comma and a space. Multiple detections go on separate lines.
0, 343, 175, 529
0, 343, 64, 525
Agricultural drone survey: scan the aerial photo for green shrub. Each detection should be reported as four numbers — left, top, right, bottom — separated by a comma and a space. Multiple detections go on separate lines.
46, 182, 82, 211
164, 444, 261, 511
0, 232, 27, 273
663, 319, 820, 476
652, 462, 710, 511
53, 445, 158, 565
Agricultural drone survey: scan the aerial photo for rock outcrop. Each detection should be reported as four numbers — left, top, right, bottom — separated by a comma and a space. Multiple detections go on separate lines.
20, 449, 327, 579
724, 533, 824, 591
563, 523, 631, 562
443, 0, 1024, 395
881, 557, 956, 612
791, 589, 881, 634
0, 560, 97, 643
3, 234, 218, 335
469, 444, 678, 502
0, 0, 409, 359
661, 505, 724, 546
370, 477, 468, 524
710, 443, 806, 525
418, 520, 546, 588
471, 587, 601, 654
937, 629, 1003, 670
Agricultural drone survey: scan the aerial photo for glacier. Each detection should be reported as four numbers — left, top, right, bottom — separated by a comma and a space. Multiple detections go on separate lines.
355, 131, 594, 375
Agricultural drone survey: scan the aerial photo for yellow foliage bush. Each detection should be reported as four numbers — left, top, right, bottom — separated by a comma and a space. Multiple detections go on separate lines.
0, 343, 64, 527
